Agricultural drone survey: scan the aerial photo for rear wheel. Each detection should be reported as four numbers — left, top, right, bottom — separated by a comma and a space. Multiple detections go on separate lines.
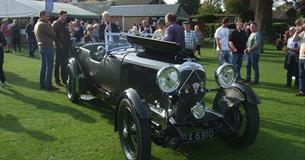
118, 98, 151, 160
66, 65, 79, 103
219, 102, 259, 149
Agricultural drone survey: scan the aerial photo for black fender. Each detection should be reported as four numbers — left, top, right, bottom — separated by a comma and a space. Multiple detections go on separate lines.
68, 58, 79, 76
114, 88, 150, 131
232, 82, 260, 104
68, 58, 87, 94
213, 82, 260, 113
67, 58, 79, 91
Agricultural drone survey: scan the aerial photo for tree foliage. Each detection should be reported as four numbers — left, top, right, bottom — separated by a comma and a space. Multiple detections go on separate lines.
197, 0, 222, 15
177, 0, 200, 15
223, 0, 254, 21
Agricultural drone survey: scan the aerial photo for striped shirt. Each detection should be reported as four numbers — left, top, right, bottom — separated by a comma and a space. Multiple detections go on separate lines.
184, 30, 198, 50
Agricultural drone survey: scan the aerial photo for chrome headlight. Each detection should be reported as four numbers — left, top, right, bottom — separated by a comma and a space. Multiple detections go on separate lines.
191, 103, 205, 119
156, 66, 181, 93
215, 63, 237, 88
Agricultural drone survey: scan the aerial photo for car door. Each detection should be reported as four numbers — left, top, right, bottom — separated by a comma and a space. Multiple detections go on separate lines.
94, 52, 121, 94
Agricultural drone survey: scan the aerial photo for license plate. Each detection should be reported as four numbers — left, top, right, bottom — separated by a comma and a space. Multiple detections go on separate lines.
184, 128, 216, 143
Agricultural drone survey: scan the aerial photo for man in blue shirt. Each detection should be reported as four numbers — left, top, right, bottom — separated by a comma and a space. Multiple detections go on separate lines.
163, 13, 185, 49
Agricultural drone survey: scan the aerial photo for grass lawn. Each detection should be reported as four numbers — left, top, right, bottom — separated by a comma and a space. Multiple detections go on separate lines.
0, 43, 304, 160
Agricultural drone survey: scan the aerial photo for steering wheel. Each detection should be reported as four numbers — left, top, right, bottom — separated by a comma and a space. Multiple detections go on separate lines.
94, 46, 106, 61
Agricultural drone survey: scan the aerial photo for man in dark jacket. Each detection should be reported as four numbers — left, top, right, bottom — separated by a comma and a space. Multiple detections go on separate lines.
52, 10, 70, 86
99, 11, 118, 42
11, 19, 21, 53
72, 18, 84, 43
25, 17, 37, 57
0, 30, 7, 87
229, 20, 248, 80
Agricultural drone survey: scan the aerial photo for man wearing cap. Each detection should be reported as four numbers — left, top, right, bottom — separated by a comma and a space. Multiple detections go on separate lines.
183, 21, 198, 60
99, 11, 119, 42
52, 10, 70, 86
163, 13, 185, 48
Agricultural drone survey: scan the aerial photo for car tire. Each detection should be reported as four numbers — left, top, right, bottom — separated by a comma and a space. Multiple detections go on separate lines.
219, 102, 259, 149
118, 98, 151, 160
66, 64, 80, 103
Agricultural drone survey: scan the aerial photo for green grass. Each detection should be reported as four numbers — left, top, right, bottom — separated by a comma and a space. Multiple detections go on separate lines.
0, 43, 304, 160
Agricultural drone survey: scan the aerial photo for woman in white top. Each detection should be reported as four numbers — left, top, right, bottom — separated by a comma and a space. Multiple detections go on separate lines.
283, 27, 300, 87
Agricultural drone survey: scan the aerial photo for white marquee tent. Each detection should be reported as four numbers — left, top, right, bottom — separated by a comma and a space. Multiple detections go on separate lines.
0, 0, 40, 18
0, 0, 97, 18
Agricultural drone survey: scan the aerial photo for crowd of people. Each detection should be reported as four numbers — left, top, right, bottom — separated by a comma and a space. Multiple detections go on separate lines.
215, 17, 304, 97
283, 19, 305, 97
215, 18, 261, 85
0, 10, 304, 97
0, 18, 22, 54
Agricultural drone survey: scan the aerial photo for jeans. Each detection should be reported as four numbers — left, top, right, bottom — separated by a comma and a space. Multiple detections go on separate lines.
28, 37, 37, 56
0, 49, 5, 83
12, 37, 21, 53
40, 47, 54, 89
217, 50, 232, 65
54, 44, 69, 84
285, 55, 299, 86
246, 51, 260, 82
299, 59, 305, 92
232, 52, 244, 78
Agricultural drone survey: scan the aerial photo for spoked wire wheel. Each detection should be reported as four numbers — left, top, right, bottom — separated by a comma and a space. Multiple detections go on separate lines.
222, 102, 259, 149
118, 98, 151, 160
66, 65, 79, 103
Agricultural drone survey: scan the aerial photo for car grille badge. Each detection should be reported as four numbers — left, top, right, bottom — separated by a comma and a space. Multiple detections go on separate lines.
192, 83, 200, 95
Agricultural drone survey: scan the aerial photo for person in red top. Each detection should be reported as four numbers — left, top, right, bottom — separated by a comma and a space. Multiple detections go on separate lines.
0, 19, 12, 53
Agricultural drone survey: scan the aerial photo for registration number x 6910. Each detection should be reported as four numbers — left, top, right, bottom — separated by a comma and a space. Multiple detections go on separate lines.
184, 128, 215, 143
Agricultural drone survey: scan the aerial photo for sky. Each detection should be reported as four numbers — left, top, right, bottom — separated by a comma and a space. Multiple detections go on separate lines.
164, 0, 205, 4
164, 0, 285, 5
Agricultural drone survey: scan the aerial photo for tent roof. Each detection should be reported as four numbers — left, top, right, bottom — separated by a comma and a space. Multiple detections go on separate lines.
108, 4, 189, 19
72, 1, 112, 16
33, 1, 98, 18
0, 0, 40, 18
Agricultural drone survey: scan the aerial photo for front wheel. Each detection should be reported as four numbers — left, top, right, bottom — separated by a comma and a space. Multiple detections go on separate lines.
118, 98, 151, 160
220, 102, 260, 149
66, 65, 79, 103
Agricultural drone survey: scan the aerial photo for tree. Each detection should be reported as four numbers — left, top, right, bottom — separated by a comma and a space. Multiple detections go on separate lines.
251, 0, 273, 33
197, 0, 222, 15
177, 0, 200, 15
223, 0, 254, 21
